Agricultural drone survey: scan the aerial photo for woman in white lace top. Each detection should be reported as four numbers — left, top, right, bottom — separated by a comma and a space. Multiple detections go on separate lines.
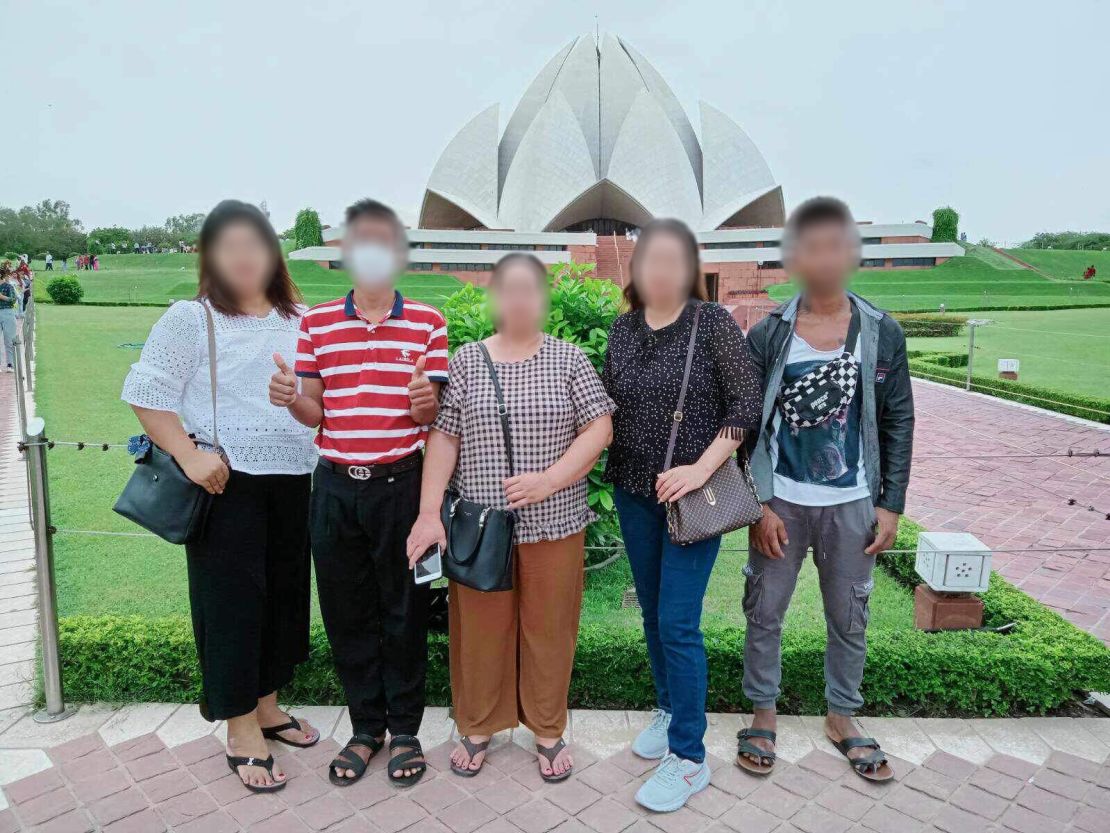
121, 200, 320, 796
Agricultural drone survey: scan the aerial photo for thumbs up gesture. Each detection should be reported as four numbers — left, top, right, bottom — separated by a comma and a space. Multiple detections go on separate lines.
407, 354, 437, 422
269, 353, 298, 407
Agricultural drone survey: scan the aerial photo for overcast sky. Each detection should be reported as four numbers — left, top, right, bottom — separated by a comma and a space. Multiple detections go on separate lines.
4, 0, 1107, 245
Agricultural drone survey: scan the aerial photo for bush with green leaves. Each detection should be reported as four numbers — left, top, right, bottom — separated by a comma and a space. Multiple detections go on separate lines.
931, 206, 959, 242
892, 313, 966, 337
293, 208, 324, 250
46, 276, 84, 305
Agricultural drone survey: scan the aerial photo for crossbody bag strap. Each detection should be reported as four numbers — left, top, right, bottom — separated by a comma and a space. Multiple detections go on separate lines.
200, 301, 220, 451
842, 304, 862, 359
662, 304, 704, 472
476, 342, 515, 477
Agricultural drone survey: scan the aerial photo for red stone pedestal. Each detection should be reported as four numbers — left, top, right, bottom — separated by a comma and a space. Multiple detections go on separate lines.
914, 584, 984, 630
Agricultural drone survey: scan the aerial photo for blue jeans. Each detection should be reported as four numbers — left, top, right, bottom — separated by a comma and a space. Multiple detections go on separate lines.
614, 487, 720, 763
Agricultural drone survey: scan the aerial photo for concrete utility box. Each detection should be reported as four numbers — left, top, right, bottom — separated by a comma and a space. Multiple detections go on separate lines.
914, 585, 985, 630
915, 532, 991, 594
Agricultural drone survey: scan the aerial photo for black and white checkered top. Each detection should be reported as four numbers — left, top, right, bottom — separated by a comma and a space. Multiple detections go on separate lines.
434, 335, 616, 544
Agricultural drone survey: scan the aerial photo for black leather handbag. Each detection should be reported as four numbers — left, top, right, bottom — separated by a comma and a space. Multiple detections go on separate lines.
113, 302, 225, 545
440, 343, 516, 592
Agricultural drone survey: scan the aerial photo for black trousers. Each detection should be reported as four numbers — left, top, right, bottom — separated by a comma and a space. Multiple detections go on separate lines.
185, 471, 312, 720
310, 458, 428, 738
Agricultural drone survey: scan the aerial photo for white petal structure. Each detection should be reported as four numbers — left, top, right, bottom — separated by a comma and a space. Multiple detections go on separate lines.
419, 33, 783, 232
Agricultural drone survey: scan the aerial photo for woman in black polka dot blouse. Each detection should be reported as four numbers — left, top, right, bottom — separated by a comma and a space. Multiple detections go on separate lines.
601, 218, 762, 811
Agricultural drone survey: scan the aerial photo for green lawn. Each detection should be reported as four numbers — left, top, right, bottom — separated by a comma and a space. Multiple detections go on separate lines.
767, 254, 1110, 311
39, 304, 912, 630
31, 253, 465, 308
906, 307, 1110, 398
1005, 248, 1110, 282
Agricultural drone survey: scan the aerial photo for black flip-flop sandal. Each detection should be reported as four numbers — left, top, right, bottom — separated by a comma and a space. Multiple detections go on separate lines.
826, 734, 894, 782
451, 736, 490, 777
735, 728, 776, 775
535, 739, 572, 783
262, 713, 320, 748
226, 753, 286, 793
329, 734, 384, 786
388, 735, 427, 788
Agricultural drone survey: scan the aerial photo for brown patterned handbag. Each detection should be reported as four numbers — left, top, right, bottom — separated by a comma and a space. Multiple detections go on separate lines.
664, 305, 763, 545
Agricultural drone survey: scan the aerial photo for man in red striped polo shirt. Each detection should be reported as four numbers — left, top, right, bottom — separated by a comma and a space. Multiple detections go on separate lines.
268, 199, 447, 788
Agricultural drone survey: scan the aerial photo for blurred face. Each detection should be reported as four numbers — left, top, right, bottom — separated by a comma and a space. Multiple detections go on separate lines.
785, 221, 859, 296
634, 232, 693, 310
489, 262, 548, 336
209, 221, 275, 300
343, 215, 404, 289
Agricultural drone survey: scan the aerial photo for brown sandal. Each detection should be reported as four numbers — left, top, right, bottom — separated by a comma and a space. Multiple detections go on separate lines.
735, 728, 776, 775
826, 733, 894, 782
536, 739, 572, 782
451, 736, 490, 777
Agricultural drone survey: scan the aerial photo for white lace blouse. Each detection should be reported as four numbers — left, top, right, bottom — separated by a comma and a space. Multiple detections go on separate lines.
121, 300, 318, 476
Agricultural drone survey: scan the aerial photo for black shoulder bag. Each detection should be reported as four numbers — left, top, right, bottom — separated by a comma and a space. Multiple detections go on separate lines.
439, 343, 516, 592
113, 302, 225, 545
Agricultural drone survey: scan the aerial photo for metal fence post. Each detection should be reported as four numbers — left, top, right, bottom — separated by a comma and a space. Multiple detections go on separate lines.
23, 417, 72, 723
11, 336, 28, 439
22, 300, 34, 392
965, 323, 977, 391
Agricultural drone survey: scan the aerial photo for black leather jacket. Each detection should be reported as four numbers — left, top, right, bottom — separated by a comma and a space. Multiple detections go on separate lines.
745, 292, 914, 514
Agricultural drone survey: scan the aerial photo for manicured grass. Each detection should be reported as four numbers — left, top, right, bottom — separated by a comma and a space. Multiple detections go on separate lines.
906, 307, 1110, 399
40, 303, 913, 631
31, 253, 465, 308
1005, 248, 1110, 282
767, 255, 1110, 311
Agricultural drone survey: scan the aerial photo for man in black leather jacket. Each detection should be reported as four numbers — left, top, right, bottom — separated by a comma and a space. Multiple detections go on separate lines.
736, 197, 914, 783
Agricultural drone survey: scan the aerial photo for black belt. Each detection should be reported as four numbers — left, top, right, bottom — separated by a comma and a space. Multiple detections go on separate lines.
318, 452, 421, 481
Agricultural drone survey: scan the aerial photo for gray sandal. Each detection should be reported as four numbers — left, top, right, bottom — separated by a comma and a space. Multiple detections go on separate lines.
827, 734, 893, 782
451, 736, 490, 777
736, 728, 776, 775
536, 739, 572, 782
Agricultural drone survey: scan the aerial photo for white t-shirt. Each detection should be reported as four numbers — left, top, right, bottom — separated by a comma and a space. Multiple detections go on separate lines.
768, 333, 869, 506
121, 300, 318, 475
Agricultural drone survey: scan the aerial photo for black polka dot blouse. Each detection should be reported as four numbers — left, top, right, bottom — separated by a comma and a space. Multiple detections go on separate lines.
602, 301, 763, 499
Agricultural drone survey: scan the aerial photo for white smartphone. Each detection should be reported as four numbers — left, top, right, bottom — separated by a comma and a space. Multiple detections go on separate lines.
414, 544, 443, 585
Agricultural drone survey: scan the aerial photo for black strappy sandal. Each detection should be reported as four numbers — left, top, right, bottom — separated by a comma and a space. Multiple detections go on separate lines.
735, 728, 776, 775
329, 734, 384, 786
451, 736, 490, 777
826, 734, 894, 782
388, 735, 427, 788
535, 739, 572, 783
226, 753, 286, 793
262, 713, 320, 749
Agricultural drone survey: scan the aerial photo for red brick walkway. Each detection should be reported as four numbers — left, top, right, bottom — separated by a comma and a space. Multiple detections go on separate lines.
907, 380, 1110, 642
3, 729, 1109, 833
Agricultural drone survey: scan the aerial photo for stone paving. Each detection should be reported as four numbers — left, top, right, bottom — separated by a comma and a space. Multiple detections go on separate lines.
908, 380, 1110, 642
0, 705, 1108, 832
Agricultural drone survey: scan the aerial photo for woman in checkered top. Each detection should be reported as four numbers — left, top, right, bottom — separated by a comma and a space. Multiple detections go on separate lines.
406, 253, 615, 783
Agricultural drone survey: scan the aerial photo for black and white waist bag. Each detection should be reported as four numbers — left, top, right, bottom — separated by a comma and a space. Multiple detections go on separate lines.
777, 309, 861, 429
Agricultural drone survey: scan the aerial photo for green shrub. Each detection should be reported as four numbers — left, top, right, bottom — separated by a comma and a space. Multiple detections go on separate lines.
893, 313, 966, 337
293, 208, 324, 250
932, 206, 959, 242
46, 276, 84, 305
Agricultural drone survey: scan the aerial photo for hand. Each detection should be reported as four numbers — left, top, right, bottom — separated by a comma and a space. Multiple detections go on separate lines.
865, 507, 899, 555
751, 505, 789, 559
179, 447, 229, 495
504, 471, 555, 510
407, 511, 447, 568
408, 356, 436, 420
269, 353, 297, 407
655, 463, 711, 503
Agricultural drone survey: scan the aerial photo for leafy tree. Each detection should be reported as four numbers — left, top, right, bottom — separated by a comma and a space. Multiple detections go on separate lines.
293, 208, 324, 250
0, 199, 87, 258
87, 226, 133, 255
931, 206, 959, 242
163, 213, 206, 245
1023, 231, 1110, 250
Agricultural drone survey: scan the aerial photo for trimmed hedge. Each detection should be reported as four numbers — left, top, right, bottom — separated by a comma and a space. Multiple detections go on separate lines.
55, 519, 1110, 716
910, 352, 1110, 423
893, 314, 967, 337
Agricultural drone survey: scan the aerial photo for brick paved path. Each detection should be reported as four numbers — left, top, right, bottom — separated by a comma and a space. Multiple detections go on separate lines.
2, 716, 1109, 833
908, 380, 1110, 642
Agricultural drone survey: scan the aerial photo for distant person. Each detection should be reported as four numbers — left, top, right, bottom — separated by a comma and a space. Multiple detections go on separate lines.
133, 242, 140, 255
18, 254, 28, 265
92, 255, 100, 271
60, 257, 68, 272
44, 252, 53, 271
15, 262, 32, 307
1083, 265, 1096, 280
0, 264, 22, 372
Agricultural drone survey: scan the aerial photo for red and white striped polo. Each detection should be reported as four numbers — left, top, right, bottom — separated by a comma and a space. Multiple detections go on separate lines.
295, 290, 449, 465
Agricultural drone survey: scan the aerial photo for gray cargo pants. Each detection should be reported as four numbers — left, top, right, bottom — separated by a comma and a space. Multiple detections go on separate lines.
741, 496, 876, 715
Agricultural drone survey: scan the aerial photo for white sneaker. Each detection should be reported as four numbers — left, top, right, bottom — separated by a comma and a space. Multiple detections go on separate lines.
635, 753, 710, 812
631, 708, 670, 759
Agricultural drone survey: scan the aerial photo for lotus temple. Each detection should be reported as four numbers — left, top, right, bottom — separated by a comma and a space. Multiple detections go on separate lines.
291, 33, 961, 303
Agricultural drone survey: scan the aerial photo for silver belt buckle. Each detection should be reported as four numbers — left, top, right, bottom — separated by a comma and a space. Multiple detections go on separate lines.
347, 465, 373, 481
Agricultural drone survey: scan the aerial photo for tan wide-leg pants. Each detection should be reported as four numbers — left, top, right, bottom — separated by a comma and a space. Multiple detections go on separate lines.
449, 531, 585, 738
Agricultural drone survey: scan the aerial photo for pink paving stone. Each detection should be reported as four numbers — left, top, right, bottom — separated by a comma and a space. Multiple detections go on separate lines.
718, 801, 782, 833
789, 803, 851, 833
432, 795, 498, 833
504, 798, 569, 833
275, 770, 330, 807
684, 785, 736, 819
339, 771, 396, 809
771, 765, 830, 798
295, 792, 356, 830
87, 786, 149, 827
0, 810, 18, 833
296, 738, 342, 771
1015, 783, 1077, 823
882, 783, 943, 822
797, 750, 848, 781
60, 748, 118, 783
48, 733, 107, 764
900, 766, 959, 800
225, 792, 287, 827
156, 788, 218, 826
1073, 804, 1109, 833
579, 762, 633, 794
30, 809, 95, 833
921, 751, 977, 782
642, 805, 708, 833
575, 797, 638, 833
606, 749, 658, 778
188, 752, 233, 785
1031, 764, 1092, 799
371, 795, 431, 833
858, 803, 924, 833
985, 753, 1038, 781
930, 803, 984, 833
408, 773, 469, 813
138, 768, 198, 803
1000, 803, 1066, 833
329, 816, 383, 833
209, 771, 269, 805
815, 784, 874, 821
110, 733, 166, 763
947, 784, 1009, 820
748, 781, 805, 820
545, 779, 603, 815
249, 810, 312, 833
473, 777, 535, 814
103, 807, 167, 832
171, 734, 224, 766
123, 751, 179, 782
3, 768, 64, 804
15, 786, 78, 826
708, 763, 762, 800
176, 808, 241, 833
